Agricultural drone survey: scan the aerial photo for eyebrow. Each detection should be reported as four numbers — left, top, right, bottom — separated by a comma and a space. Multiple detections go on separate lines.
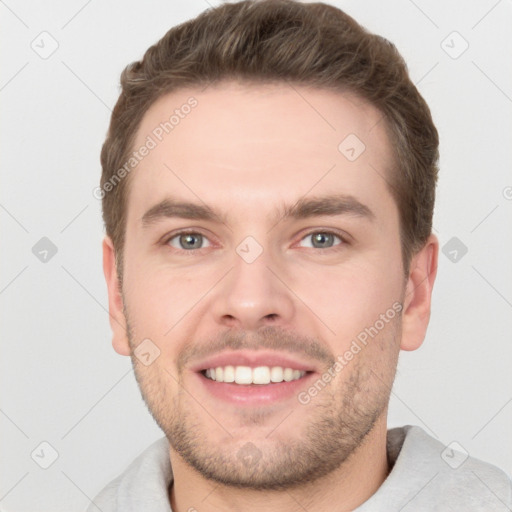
140, 193, 375, 228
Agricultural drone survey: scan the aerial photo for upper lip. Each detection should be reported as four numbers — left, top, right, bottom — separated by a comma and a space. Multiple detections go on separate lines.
189, 350, 319, 373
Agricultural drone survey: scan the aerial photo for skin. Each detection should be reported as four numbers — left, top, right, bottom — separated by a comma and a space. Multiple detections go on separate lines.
103, 81, 438, 512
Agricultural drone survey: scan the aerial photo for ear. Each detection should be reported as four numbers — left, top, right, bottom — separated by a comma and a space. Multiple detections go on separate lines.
102, 236, 131, 356
400, 233, 439, 351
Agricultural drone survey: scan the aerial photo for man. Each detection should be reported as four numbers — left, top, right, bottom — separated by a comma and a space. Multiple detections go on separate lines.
90, 0, 512, 510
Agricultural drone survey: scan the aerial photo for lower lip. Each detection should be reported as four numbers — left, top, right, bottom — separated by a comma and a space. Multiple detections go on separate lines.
193, 371, 316, 405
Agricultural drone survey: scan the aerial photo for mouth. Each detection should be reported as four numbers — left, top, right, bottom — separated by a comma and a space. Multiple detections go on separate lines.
201, 365, 310, 385
190, 351, 319, 405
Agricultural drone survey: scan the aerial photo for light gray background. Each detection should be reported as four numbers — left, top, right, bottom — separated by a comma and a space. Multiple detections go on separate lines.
1, 1, 511, 511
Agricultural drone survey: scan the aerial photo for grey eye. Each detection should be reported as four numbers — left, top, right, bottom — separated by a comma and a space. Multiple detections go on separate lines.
168, 232, 211, 250
299, 232, 342, 249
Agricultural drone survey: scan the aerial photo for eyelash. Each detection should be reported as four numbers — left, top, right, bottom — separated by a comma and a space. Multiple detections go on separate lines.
162, 229, 349, 256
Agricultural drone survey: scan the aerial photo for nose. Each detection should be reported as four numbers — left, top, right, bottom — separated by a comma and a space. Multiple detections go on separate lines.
209, 241, 295, 331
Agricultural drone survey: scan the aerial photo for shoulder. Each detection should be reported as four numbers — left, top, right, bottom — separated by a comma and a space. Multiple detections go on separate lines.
86, 474, 122, 512
85, 436, 172, 512
391, 425, 512, 510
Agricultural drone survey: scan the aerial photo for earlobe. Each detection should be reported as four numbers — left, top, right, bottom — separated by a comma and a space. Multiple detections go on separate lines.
102, 236, 131, 356
400, 234, 439, 352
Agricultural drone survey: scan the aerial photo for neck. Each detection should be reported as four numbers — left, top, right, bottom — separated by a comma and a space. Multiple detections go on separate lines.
168, 416, 389, 512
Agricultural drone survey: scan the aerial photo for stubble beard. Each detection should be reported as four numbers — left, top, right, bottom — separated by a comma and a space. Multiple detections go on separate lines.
126, 315, 401, 491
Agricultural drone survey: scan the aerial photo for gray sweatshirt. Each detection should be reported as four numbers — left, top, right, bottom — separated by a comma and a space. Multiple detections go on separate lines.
86, 425, 512, 511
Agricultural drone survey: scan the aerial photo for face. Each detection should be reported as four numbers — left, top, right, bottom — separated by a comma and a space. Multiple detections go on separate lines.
104, 81, 436, 490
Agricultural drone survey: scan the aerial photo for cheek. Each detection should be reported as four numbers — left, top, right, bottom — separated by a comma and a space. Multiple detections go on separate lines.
123, 257, 212, 355
300, 257, 403, 346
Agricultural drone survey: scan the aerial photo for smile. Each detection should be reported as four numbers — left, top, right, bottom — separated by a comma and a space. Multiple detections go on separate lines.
202, 365, 307, 385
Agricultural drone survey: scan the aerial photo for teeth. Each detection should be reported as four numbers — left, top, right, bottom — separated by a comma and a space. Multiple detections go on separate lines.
270, 366, 283, 382
252, 366, 270, 385
235, 366, 252, 384
205, 365, 306, 385
223, 365, 235, 383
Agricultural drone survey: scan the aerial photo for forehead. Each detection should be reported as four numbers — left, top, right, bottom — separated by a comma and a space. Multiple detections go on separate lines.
126, 81, 397, 228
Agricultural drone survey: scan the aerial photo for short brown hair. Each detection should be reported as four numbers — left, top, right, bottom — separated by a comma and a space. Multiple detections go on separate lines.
100, 0, 439, 282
